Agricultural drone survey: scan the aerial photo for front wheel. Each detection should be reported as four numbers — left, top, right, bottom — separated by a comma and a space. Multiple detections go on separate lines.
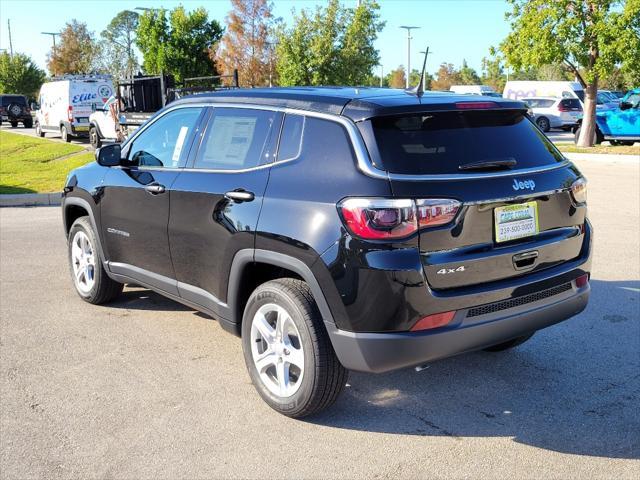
242, 278, 348, 418
67, 217, 123, 304
35, 122, 44, 137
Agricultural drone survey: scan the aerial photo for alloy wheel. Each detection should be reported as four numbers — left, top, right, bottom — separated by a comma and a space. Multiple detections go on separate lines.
250, 303, 305, 398
71, 231, 96, 294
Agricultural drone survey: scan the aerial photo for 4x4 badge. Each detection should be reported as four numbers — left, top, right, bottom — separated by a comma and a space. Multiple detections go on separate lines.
437, 266, 466, 275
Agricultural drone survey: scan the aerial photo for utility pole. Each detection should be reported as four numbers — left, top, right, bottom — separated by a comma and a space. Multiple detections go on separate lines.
399, 26, 419, 89
8, 19, 13, 57
419, 48, 433, 91
42, 32, 60, 75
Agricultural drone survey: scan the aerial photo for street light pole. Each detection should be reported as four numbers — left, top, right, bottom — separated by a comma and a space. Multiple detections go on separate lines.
399, 26, 420, 89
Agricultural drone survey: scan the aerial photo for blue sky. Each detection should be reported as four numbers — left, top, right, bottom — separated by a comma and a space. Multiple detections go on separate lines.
0, 0, 511, 76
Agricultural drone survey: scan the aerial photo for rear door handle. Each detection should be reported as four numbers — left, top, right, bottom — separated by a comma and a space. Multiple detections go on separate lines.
145, 184, 166, 195
225, 189, 255, 202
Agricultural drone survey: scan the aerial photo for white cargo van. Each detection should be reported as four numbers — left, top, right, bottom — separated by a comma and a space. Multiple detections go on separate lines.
503, 81, 585, 102
35, 75, 114, 142
449, 85, 501, 97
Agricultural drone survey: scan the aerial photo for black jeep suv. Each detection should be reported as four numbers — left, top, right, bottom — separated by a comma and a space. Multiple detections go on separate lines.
0, 94, 33, 128
62, 87, 592, 417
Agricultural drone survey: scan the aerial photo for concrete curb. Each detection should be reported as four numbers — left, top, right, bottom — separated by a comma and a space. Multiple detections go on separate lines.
0, 192, 62, 207
563, 152, 639, 163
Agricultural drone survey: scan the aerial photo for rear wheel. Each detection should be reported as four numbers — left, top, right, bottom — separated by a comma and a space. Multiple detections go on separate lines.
61, 125, 70, 142
24, 118, 32, 128
89, 126, 102, 149
574, 125, 603, 145
484, 333, 534, 352
241, 278, 348, 418
67, 217, 123, 304
10, 121, 18, 128
536, 116, 551, 132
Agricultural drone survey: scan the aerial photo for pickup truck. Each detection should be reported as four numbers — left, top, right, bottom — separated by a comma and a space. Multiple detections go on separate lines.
574, 88, 640, 145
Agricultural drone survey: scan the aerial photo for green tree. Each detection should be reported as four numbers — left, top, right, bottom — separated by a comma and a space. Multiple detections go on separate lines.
0, 52, 46, 99
500, 0, 640, 147
459, 60, 481, 85
99, 10, 139, 80
137, 6, 223, 82
46, 20, 98, 75
481, 51, 506, 93
276, 0, 384, 86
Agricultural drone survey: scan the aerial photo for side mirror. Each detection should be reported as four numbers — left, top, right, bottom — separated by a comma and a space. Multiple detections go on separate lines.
619, 101, 632, 110
96, 143, 122, 167
30, 102, 39, 110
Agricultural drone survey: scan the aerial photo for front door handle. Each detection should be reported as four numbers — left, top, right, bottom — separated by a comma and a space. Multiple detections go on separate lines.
145, 184, 166, 195
225, 189, 255, 202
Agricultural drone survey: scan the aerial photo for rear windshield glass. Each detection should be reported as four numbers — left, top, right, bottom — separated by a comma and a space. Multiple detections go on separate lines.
366, 110, 564, 175
1, 95, 26, 106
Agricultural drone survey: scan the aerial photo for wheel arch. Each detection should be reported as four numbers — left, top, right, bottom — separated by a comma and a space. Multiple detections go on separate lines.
63, 196, 106, 262
226, 249, 336, 336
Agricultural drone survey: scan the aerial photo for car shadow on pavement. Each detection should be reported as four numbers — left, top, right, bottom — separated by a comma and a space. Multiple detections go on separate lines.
311, 279, 640, 460
109, 287, 195, 313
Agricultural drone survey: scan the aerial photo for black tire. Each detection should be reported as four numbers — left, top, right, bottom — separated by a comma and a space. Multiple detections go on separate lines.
574, 125, 603, 145
67, 216, 123, 304
484, 333, 534, 352
89, 126, 102, 149
24, 119, 32, 128
241, 278, 348, 418
61, 125, 71, 142
536, 116, 551, 132
10, 121, 18, 128
35, 122, 45, 137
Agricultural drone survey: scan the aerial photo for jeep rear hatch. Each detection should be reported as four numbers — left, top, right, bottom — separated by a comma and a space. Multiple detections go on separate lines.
358, 106, 587, 290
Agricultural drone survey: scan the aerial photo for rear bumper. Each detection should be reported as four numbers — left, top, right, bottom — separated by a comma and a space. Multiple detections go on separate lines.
327, 280, 590, 373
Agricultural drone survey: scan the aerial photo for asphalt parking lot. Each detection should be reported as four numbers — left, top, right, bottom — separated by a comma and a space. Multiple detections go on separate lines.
1, 158, 639, 479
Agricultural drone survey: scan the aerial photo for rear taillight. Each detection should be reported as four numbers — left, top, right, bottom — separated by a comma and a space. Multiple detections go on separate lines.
557, 104, 569, 112
575, 274, 589, 288
570, 178, 587, 204
338, 198, 461, 241
67, 106, 73, 122
410, 311, 456, 331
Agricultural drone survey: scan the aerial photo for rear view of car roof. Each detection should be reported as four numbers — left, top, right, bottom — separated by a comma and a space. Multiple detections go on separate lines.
173, 86, 526, 121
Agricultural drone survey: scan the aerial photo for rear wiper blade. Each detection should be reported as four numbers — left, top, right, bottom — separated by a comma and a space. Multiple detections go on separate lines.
458, 158, 517, 171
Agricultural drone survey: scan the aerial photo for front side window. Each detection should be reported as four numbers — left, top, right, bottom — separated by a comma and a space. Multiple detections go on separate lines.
128, 107, 203, 168
194, 108, 278, 170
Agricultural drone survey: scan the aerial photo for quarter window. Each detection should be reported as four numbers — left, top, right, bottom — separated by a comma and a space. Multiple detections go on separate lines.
194, 108, 278, 170
277, 114, 305, 161
128, 107, 203, 168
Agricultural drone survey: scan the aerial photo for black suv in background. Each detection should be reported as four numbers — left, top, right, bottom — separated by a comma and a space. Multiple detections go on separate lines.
0, 94, 33, 128
62, 88, 592, 417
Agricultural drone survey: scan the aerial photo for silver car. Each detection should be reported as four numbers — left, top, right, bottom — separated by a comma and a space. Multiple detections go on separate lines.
522, 97, 583, 132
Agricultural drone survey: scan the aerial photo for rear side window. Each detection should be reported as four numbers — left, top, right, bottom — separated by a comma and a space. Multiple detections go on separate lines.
560, 99, 582, 110
526, 99, 554, 108
1, 95, 26, 106
366, 110, 564, 175
194, 108, 278, 170
277, 114, 304, 161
